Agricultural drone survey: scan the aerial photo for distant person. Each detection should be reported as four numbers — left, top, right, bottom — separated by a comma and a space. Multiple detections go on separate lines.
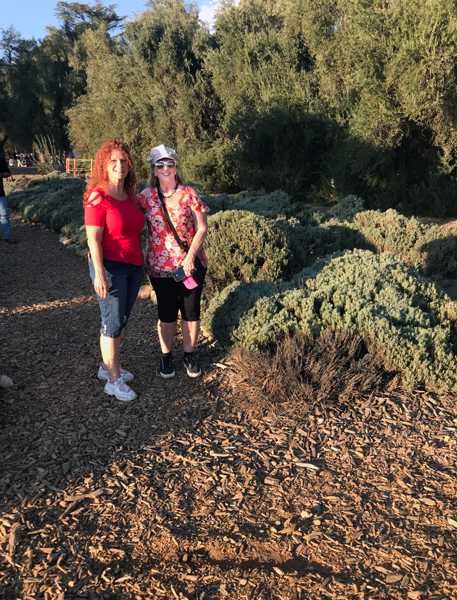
84, 140, 145, 402
0, 142, 16, 244
138, 144, 209, 379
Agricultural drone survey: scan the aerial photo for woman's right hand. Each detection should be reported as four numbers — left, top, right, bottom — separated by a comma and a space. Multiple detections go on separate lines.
94, 271, 109, 298
181, 253, 196, 277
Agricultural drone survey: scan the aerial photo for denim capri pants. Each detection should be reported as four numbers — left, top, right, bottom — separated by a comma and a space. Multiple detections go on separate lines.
89, 259, 143, 338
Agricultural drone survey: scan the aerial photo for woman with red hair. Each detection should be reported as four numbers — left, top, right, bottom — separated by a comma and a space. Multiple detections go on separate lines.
84, 140, 145, 402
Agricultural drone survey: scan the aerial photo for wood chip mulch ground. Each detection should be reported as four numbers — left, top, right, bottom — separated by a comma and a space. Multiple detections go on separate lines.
1, 215, 457, 600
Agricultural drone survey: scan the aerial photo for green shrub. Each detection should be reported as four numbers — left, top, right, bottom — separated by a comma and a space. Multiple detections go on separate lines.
200, 192, 231, 214
329, 195, 365, 222
203, 198, 457, 289
5, 172, 63, 197
61, 222, 88, 248
201, 190, 292, 219
7, 177, 86, 244
294, 205, 457, 279
202, 191, 360, 281
203, 249, 457, 391
230, 190, 291, 218
26, 171, 66, 188
351, 209, 457, 277
274, 217, 373, 271
205, 210, 291, 289
202, 279, 278, 346
4, 175, 31, 195
293, 207, 325, 227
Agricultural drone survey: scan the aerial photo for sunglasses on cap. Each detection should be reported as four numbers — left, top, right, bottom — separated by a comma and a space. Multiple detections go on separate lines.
155, 160, 176, 168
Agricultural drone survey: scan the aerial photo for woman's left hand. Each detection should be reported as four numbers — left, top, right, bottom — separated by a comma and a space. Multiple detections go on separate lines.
182, 254, 196, 277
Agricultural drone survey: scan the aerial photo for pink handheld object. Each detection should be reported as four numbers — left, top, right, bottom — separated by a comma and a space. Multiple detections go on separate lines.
183, 276, 198, 289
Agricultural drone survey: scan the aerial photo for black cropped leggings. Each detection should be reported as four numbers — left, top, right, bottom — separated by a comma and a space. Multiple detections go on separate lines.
149, 270, 206, 323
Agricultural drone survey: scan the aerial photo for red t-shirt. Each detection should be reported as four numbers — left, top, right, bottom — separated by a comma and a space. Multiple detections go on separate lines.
84, 188, 144, 265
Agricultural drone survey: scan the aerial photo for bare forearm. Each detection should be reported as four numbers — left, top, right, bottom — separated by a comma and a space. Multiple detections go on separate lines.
87, 237, 104, 274
86, 225, 109, 297
187, 228, 207, 259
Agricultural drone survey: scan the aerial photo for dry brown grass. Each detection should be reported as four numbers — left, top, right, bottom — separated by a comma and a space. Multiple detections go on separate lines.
226, 330, 400, 418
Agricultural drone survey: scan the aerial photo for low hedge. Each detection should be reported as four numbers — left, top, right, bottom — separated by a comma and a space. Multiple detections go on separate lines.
205, 210, 291, 288
349, 209, 457, 278
8, 177, 457, 282
202, 189, 292, 219
275, 217, 373, 270
203, 192, 457, 279
4, 175, 32, 195
328, 194, 365, 222
202, 249, 457, 392
7, 173, 86, 243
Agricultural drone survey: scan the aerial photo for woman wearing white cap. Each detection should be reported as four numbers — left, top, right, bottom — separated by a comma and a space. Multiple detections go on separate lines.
138, 144, 210, 378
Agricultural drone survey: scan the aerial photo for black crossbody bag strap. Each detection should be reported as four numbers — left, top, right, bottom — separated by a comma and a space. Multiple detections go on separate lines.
157, 188, 205, 272
157, 187, 189, 252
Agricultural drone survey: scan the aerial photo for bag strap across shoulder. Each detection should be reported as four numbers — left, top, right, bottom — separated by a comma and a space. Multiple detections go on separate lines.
157, 187, 189, 252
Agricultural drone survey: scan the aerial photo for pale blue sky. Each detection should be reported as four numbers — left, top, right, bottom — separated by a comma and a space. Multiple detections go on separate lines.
0, 0, 217, 41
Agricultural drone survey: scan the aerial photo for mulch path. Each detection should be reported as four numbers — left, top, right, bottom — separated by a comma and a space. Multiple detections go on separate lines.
1, 215, 457, 600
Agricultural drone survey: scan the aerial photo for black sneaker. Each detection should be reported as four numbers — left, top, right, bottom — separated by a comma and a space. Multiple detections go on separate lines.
160, 354, 175, 379
4, 238, 17, 244
182, 354, 202, 378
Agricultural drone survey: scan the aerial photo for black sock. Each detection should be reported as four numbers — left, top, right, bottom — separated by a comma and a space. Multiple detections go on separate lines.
162, 351, 172, 358
183, 351, 193, 358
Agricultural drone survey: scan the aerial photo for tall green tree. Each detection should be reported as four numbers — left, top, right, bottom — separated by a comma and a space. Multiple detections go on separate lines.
0, 26, 22, 66
55, 1, 124, 39
60, 0, 457, 212
199, 0, 329, 196
67, 25, 135, 157
0, 31, 44, 149
300, 0, 457, 213
0, 2, 123, 151
68, 0, 216, 179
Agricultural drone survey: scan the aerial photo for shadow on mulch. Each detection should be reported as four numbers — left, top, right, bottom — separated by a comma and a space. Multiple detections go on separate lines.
1, 216, 457, 600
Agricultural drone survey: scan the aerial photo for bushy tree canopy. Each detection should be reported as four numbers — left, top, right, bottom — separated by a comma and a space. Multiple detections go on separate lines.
0, 1, 123, 152
3, 0, 457, 213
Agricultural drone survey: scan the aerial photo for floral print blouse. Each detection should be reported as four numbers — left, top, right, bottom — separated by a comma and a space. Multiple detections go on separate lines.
138, 186, 210, 278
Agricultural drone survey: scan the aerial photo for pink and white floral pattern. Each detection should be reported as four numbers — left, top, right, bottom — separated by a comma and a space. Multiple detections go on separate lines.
138, 187, 210, 277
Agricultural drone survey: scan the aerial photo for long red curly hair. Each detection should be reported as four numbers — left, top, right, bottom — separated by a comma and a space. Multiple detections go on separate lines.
84, 140, 138, 204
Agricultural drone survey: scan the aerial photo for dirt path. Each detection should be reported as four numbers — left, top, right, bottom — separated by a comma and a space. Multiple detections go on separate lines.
1, 216, 457, 599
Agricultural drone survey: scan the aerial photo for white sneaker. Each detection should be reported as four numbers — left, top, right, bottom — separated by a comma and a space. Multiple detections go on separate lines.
104, 378, 137, 402
98, 364, 134, 383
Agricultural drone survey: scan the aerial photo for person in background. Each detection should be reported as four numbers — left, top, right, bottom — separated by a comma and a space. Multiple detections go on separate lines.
0, 138, 16, 245
138, 144, 209, 379
84, 140, 145, 402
